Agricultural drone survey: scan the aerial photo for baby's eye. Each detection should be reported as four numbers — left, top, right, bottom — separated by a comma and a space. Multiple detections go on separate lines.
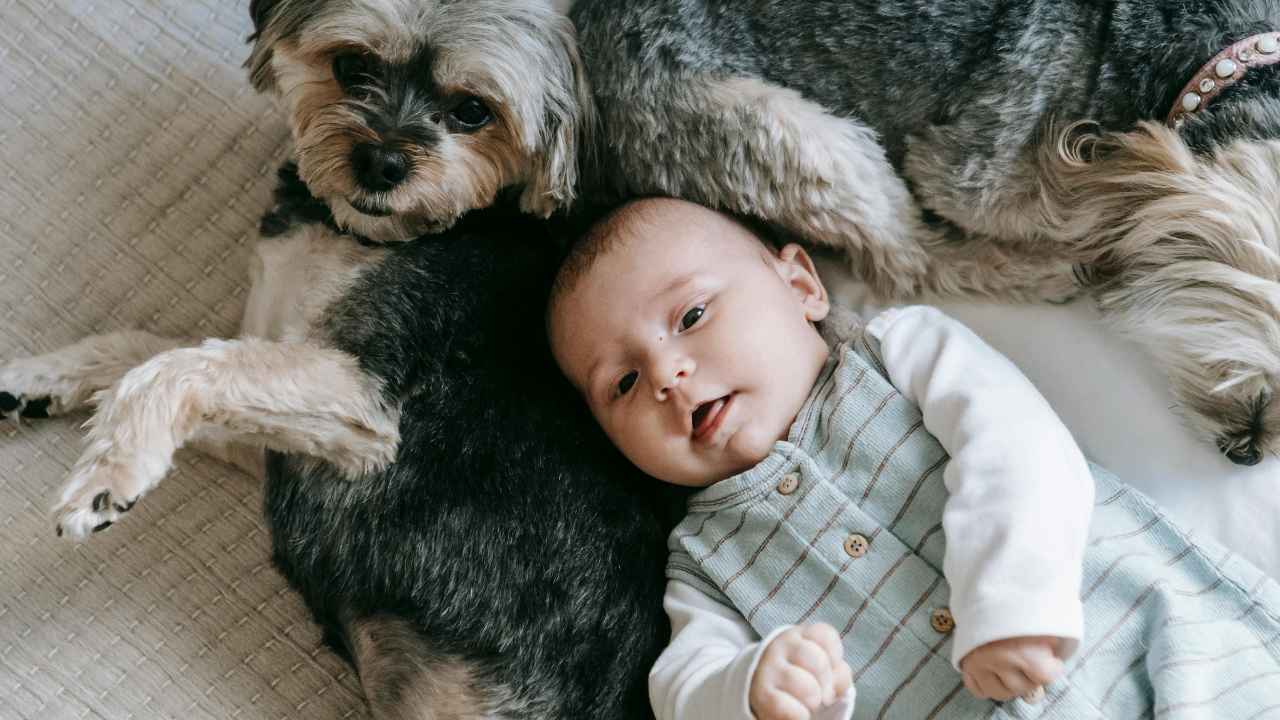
680, 306, 705, 331
617, 371, 638, 397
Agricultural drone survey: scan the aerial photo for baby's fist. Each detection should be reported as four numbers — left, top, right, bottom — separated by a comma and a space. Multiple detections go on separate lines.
749, 623, 853, 720
960, 636, 1063, 702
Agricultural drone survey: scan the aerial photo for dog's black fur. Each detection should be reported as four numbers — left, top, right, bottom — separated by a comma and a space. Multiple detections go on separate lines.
259, 166, 673, 718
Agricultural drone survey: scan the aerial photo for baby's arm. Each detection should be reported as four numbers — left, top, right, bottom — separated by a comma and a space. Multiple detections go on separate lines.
650, 580, 854, 720
865, 307, 1094, 672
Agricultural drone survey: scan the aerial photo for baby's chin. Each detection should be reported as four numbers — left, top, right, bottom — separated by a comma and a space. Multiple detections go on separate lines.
711, 431, 782, 482
662, 450, 769, 489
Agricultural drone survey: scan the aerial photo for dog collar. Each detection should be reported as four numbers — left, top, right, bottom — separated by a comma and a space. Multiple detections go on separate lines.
1168, 32, 1280, 127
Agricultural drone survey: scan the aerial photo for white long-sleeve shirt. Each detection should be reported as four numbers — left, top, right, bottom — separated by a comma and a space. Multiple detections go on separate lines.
649, 306, 1095, 720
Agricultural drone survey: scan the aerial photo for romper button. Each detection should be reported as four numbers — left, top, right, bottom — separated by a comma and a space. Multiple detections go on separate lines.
843, 533, 869, 558
777, 472, 800, 495
930, 607, 955, 634
1022, 686, 1046, 705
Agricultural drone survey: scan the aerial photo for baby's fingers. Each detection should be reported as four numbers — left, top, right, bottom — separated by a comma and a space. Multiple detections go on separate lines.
998, 668, 1039, 698
785, 638, 837, 704
756, 690, 813, 720
964, 669, 1015, 701
778, 664, 825, 710
801, 623, 845, 664
831, 657, 853, 699
1021, 652, 1065, 687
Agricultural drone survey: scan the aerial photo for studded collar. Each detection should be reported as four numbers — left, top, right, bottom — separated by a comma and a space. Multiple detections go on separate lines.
1167, 32, 1280, 127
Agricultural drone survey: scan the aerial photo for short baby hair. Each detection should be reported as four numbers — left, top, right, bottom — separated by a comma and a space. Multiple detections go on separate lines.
549, 197, 778, 314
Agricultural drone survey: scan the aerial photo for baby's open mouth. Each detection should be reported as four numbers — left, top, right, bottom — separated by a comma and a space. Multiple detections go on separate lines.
692, 394, 732, 440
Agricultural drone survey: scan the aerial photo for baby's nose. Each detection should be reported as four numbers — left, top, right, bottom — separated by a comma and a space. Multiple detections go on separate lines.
651, 359, 691, 401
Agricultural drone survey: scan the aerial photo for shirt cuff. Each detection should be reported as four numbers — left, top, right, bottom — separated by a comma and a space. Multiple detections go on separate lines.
865, 302, 906, 335
864, 305, 920, 341
950, 591, 1084, 669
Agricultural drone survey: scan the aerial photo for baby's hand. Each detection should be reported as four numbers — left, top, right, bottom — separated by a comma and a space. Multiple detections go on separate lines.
749, 623, 853, 720
960, 636, 1063, 702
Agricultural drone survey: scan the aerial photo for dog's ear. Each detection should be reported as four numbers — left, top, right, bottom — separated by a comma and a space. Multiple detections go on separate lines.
519, 21, 596, 218
249, 0, 279, 40
244, 0, 283, 92
244, 0, 313, 93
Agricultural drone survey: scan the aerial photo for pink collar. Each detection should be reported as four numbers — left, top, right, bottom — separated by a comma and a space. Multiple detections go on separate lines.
1167, 32, 1280, 127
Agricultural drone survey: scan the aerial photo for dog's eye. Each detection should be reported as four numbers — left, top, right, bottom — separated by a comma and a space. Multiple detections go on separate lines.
448, 97, 492, 131
332, 52, 379, 88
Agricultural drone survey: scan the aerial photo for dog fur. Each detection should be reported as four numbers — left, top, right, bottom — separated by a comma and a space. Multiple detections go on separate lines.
233, 0, 1280, 464
5, 166, 672, 718
244, 0, 590, 242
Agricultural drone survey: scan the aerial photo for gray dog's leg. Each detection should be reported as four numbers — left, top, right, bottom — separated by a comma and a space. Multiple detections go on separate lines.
599, 75, 1077, 301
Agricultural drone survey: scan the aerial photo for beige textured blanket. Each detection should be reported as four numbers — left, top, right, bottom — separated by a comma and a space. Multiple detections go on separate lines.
1, 2, 365, 717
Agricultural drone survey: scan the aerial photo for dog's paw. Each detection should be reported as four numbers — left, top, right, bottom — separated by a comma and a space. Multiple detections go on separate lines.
0, 391, 54, 423
0, 357, 78, 421
52, 461, 143, 540
1211, 390, 1273, 467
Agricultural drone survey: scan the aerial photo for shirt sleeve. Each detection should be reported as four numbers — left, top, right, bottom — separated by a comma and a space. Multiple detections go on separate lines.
865, 305, 1094, 669
649, 580, 785, 720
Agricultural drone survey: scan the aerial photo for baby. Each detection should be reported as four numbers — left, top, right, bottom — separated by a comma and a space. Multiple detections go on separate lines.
547, 198, 1280, 720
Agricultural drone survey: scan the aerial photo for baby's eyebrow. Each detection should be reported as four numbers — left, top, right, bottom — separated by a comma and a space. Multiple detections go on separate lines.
651, 273, 698, 303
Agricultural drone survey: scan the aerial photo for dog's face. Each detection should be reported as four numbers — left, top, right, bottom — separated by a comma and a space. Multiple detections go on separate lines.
247, 0, 590, 241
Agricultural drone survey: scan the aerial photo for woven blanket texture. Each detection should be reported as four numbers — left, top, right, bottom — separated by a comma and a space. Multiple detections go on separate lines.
1, 1, 367, 717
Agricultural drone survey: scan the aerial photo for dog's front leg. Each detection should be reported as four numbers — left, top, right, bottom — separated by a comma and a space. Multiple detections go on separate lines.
1, 330, 194, 420
598, 75, 1078, 302
52, 338, 400, 539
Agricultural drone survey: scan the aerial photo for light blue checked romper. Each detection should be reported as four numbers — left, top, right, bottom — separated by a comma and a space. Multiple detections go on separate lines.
667, 335, 1280, 719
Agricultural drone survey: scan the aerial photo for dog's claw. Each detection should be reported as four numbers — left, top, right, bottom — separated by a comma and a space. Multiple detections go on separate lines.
1, 392, 54, 422
54, 464, 145, 540
21, 397, 50, 418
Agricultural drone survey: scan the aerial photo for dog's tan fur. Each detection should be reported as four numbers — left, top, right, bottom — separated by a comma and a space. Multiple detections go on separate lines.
1031, 124, 1280, 459
349, 615, 501, 720
251, 0, 589, 242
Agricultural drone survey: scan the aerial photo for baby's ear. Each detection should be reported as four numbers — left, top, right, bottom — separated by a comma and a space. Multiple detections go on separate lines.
777, 244, 830, 322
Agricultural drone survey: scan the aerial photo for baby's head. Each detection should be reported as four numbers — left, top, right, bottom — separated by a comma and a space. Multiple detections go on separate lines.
548, 197, 831, 487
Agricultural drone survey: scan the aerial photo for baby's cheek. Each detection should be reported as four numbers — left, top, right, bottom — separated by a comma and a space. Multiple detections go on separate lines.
731, 428, 775, 471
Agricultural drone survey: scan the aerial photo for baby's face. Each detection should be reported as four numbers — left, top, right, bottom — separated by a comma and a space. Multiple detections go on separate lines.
550, 203, 831, 487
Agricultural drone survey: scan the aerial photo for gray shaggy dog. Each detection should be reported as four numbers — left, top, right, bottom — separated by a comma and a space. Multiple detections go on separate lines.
244, 0, 1280, 466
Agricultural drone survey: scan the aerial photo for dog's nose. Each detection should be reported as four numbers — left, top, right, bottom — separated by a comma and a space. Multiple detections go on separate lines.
352, 143, 410, 192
